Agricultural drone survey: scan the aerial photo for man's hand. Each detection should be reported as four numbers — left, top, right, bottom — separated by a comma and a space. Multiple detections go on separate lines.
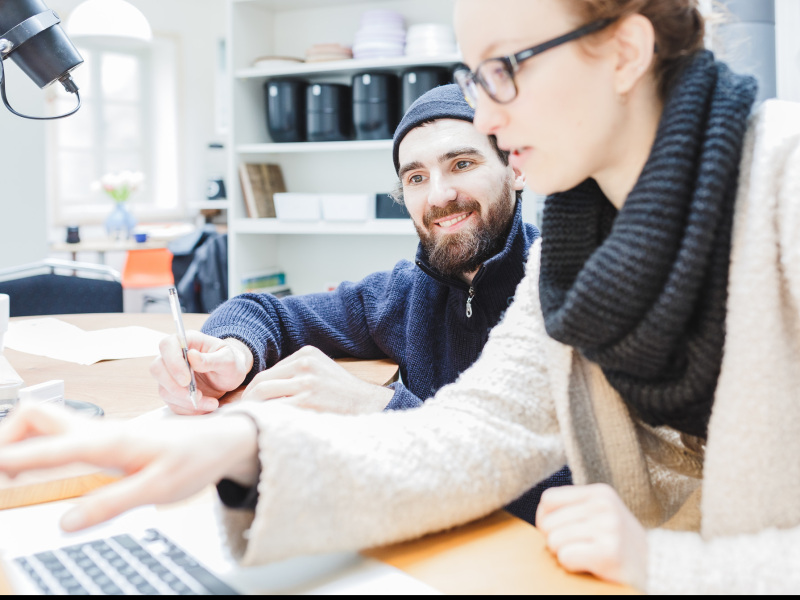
535, 484, 648, 591
150, 331, 254, 415
241, 346, 394, 414
0, 402, 259, 532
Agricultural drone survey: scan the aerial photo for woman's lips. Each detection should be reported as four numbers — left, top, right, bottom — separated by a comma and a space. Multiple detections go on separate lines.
509, 147, 532, 171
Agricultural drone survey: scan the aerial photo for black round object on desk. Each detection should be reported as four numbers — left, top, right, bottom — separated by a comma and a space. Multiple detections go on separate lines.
66, 226, 80, 244
265, 79, 308, 143
307, 83, 352, 142
352, 72, 399, 141
401, 67, 451, 114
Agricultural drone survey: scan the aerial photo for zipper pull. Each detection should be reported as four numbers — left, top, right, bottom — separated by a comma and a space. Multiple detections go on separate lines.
466, 287, 475, 318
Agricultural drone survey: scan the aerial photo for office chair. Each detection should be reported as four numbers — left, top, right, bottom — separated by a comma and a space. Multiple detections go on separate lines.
175, 233, 228, 313
168, 224, 219, 289
0, 259, 123, 316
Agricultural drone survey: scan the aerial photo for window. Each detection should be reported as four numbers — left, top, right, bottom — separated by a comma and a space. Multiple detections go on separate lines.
48, 36, 180, 225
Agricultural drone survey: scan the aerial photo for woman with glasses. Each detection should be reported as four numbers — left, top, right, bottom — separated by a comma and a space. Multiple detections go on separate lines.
0, 0, 798, 593
448, 0, 800, 592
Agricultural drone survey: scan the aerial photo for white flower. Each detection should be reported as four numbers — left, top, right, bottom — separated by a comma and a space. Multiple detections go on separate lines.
101, 173, 120, 188
93, 170, 145, 202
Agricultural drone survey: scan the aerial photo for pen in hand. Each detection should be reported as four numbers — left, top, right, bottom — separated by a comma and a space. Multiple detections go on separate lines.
168, 287, 199, 410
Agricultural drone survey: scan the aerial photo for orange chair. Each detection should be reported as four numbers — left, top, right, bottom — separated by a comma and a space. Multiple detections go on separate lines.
121, 248, 175, 312
121, 248, 175, 289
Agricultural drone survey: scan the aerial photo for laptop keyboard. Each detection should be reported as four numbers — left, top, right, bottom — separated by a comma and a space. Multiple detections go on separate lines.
12, 527, 240, 595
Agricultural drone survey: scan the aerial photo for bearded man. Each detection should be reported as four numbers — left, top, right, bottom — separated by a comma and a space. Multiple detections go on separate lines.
151, 84, 571, 523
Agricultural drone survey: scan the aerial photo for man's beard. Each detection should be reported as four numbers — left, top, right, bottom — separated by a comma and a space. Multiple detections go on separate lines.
415, 181, 516, 279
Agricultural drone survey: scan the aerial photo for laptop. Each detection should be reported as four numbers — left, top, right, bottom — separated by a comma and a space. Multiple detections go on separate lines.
0, 496, 442, 595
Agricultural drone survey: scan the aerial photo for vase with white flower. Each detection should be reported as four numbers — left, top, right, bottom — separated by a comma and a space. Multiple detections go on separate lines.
93, 171, 144, 241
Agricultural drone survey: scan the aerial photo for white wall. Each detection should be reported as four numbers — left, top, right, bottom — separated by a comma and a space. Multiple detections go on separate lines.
0, 61, 48, 269
0, 0, 226, 269
776, 0, 800, 102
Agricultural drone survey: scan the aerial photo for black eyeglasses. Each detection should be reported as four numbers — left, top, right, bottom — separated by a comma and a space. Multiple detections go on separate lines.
454, 18, 617, 108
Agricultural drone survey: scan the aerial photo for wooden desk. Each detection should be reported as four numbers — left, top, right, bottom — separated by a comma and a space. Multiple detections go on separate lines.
0, 314, 636, 594
0, 313, 399, 508
4, 313, 399, 420
367, 511, 637, 595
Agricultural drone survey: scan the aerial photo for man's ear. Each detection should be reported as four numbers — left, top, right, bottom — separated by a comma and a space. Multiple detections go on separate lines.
612, 14, 656, 96
512, 166, 526, 191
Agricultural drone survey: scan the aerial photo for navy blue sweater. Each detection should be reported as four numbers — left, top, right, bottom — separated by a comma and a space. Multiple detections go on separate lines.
205, 200, 572, 523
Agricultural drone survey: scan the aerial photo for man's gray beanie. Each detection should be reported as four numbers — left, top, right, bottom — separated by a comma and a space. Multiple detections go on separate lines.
392, 83, 475, 174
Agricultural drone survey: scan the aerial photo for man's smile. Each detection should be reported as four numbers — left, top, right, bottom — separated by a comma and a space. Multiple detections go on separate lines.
434, 211, 473, 231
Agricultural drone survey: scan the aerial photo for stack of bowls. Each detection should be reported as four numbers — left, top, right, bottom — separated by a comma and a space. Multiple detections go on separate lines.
305, 43, 353, 63
352, 9, 406, 60
405, 23, 457, 57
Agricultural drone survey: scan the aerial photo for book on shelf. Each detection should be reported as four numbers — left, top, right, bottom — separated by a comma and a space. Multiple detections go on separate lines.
240, 269, 286, 293
239, 163, 286, 218
243, 284, 293, 298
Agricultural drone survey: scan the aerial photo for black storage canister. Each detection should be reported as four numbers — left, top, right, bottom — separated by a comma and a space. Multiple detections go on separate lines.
353, 72, 399, 141
307, 83, 352, 142
264, 79, 308, 143
401, 67, 451, 114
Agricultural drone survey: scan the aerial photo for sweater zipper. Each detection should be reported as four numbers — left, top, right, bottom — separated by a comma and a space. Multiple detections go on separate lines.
415, 260, 481, 319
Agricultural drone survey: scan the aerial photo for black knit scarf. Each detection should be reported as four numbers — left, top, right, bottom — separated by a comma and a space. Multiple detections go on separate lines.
538, 51, 757, 438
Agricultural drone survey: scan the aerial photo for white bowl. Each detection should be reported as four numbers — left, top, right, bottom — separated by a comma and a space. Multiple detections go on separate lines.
407, 23, 454, 38
360, 9, 405, 25
354, 29, 406, 42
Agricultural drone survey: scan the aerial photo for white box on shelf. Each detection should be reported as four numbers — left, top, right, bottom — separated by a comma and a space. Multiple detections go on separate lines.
273, 193, 321, 221
320, 194, 375, 222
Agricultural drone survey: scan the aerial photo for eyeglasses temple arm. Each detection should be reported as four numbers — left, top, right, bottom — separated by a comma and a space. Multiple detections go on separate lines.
512, 17, 617, 64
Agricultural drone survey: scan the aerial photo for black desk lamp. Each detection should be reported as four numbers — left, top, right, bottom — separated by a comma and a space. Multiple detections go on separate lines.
0, 0, 83, 120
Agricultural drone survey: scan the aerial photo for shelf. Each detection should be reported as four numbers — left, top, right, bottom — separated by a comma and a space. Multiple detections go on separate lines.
237, 139, 393, 154
236, 53, 462, 80
233, 218, 416, 235
191, 201, 230, 210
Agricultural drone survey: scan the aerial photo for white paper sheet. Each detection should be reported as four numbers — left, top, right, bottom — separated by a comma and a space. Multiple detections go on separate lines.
4, 317, 167, 365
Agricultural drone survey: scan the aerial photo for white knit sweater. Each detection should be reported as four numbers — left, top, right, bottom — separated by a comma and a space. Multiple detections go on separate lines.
220, 99, 800, 594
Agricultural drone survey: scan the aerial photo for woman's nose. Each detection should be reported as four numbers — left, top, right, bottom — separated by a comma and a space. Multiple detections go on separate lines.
472, 90, 506, 136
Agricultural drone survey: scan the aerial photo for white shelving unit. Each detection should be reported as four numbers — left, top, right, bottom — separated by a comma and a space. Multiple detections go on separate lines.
225, 0, 458, 296
235, 218, 415, 235
235, 53, 462, 80
236, 139, 392, 155
191, 200, 231, 211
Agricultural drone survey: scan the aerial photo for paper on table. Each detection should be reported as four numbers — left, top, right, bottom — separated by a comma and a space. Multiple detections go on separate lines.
4, 317, 167, 365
